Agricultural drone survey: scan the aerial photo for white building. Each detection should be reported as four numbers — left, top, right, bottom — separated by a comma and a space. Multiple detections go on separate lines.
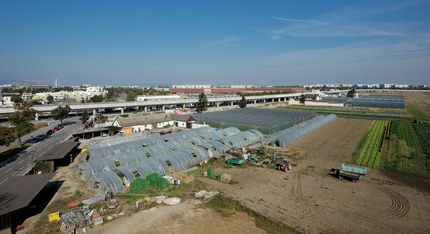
86, 86, 105, 93
1, 96, 14, 107
171, 85, 211, 89
32, 86, 107, 103
136, 95, 181, 102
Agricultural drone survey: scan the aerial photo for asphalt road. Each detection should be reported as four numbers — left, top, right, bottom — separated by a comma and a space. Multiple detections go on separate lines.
0, 117, 81, 185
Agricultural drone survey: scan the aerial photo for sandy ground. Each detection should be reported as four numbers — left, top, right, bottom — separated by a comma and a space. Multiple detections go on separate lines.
203, 118, 430, 233
89, 200, 265, 234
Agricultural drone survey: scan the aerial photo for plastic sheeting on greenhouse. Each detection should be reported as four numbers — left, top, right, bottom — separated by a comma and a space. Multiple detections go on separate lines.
90, 131, 149, 149
85, 171, 125, 195
81, 129, 263, 194
344, 97, 405, 109
217, 130, 263, 148
77, 128, 251, 180
86, 127, 239, 161
193, 108, 316, 134
265, 114, 337, 147
78, 139, 202, 179
86, 127, 214, 161
84, 144, 216, 194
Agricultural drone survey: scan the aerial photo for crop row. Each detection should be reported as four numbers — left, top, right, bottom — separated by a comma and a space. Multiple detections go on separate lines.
356, 120, 389, 168
413, 123, 430, 160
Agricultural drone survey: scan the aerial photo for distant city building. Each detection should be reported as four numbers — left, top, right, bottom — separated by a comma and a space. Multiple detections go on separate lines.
172, 85, 211, 89
21, 93, 33, 101
1, 96, 14, 107
32, 86, 107, 103
136, 95, 181, 102
169, 86, 306, 95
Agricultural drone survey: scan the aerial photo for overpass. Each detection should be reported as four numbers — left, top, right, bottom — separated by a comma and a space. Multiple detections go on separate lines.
0, 92, 305, 115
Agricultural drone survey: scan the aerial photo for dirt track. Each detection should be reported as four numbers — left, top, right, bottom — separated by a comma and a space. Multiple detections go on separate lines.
204, 118, 430, 233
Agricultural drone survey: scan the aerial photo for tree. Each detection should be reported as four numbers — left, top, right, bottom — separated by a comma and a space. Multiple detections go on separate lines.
80, 109, 89, 124
299, 94, 306, 105
196, 92, 208, 113
347, 88, 356, 98
11, 95, 23, 104
0, 126, 16, 146
47, 95, 54, 104
126, 92, 137, 101
238, 95, 247, 108
89, 95, 104, 102
9, 102, 36, 145
52, 105, 71, 124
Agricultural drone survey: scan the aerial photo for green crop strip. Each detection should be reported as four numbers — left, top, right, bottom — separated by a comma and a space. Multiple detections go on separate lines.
355, 120, 389, 168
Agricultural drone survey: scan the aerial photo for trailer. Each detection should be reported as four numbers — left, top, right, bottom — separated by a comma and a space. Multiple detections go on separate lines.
330, 163, 367, 182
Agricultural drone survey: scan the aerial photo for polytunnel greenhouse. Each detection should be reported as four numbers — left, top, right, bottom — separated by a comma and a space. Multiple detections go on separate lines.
80, 128, 263, 194
265, 114, 337, 147
85, 127, 240, 161
344, 97, 405, 109
78, 138, 206, 179
193, 108, 316, 134
89, 131, 151, 149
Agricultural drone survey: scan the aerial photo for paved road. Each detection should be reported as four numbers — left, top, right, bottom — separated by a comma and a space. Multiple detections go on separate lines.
0, 117, 81, 185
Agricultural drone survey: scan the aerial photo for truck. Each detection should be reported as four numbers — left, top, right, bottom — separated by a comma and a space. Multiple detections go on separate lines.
330, 163, 367, 182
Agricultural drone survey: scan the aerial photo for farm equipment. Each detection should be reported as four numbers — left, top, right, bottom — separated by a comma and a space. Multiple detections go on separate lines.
247, 146, 267, 156
275, 158, 296, 172
330, 163, 367, 182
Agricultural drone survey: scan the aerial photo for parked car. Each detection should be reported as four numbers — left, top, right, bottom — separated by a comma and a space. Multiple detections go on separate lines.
46, 129, 54, 135
28, 134, 45, 144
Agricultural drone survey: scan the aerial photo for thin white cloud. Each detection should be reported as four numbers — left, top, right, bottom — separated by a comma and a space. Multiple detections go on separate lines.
239, 41, 430, 67
270, 0, 430, 41
198, 36, 239, 49
271, 16, 325, 25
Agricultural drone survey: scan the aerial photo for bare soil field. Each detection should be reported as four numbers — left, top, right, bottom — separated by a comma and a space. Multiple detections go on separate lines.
89, 200, 265, 234
203, 118, 430, 233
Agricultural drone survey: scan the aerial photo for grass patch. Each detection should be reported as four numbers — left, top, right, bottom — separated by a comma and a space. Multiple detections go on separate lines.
384, 121, 429, 176
204, 194, 296, 234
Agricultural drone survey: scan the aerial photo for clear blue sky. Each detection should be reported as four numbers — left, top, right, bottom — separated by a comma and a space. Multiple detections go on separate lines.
1, 0, 430, 86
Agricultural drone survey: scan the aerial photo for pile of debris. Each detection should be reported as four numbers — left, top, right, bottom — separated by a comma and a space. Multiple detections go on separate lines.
57, 194, 119, 233
195, 190, 219, 200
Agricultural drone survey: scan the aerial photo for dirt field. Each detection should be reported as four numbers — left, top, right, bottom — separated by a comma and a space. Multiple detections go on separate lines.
203, 118, 430, 233
89, 200, 265, 234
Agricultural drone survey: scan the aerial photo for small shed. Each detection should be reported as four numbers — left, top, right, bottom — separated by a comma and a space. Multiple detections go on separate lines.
38, 141, 80, 171
0, 173, 55, 232
170, 114, 195, 128
72, 126, 121, 139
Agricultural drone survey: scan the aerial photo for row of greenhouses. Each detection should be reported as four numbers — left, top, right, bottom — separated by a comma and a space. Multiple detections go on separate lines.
85, 127, 239, 161
265, 114, 337, 147
193, 108, 316, 134
344, 97, 405, 109
88, 127, 213, 150
79, 129, 263, 194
